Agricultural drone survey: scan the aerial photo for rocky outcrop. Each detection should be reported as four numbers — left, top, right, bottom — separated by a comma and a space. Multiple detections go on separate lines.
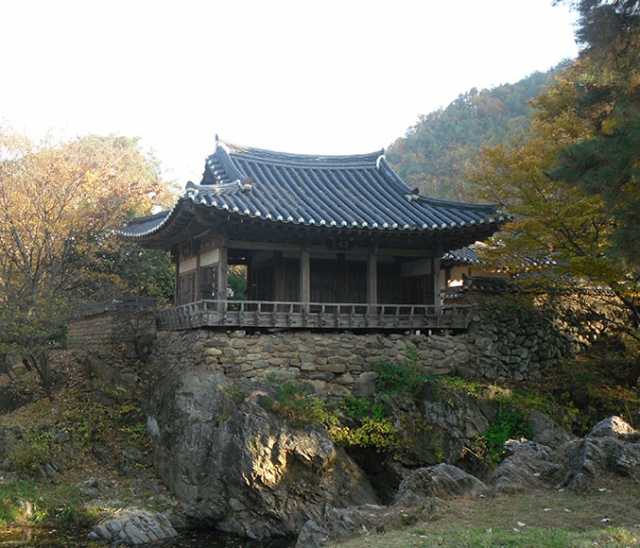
491, 440, 562, 493
395, 463, 488, 504
418, 383, 498, 463
529, 410, 576, 448
89, 508, 177, 546
146, 365, 377, 539
295, 464, 484, 548
493, 416, 640, 492
558, 416, 640, 489
295, 417, 639, 547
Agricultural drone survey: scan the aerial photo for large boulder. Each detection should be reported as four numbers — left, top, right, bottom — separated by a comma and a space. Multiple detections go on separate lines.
418, 384, 498, 464
146, 366, 377, 539
89, 508, 177, 546
0, 426, 21, 471
491, 439, 562, 493
558, 416, 640, 489
395, 464, 488, 504
528, 410, 576, 449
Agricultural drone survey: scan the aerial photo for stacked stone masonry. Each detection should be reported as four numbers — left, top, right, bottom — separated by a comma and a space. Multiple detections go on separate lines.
67, 313, 128, 350
67, 298, 157, 352
152, 302, 603, 397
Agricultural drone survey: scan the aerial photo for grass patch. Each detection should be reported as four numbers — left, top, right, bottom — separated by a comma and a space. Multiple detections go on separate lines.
328, 480, 640, 547
0, 480, 100, 528
406, 525, 638, 547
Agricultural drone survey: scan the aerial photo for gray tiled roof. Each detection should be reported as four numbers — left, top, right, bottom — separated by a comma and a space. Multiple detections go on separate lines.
442, 246, 484, 265
120, 140, 503, 240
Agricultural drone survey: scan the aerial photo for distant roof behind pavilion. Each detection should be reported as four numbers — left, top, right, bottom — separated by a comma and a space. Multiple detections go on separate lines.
120, 139, 505, 250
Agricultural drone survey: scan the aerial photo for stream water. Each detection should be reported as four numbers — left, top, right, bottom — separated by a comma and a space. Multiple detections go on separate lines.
0, 527, 296, 547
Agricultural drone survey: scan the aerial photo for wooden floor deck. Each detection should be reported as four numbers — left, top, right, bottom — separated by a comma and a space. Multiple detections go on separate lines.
157, 300, 473, 331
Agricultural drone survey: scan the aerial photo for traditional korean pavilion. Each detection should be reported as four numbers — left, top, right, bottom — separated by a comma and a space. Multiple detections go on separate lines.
120, 139, 504, 330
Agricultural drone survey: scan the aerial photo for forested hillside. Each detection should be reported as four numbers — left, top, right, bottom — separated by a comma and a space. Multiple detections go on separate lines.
386, 65, 566, 201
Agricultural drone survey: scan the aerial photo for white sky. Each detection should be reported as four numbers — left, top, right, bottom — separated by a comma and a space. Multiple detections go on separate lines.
0, 0, 579, 185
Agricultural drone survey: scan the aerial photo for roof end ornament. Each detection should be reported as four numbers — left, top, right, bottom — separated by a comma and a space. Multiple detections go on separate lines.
406, 187, 420, 202
242, 177, 254, 192
185, 180, 199, 197
376, 152, 386, 170
216, 135, 231, 154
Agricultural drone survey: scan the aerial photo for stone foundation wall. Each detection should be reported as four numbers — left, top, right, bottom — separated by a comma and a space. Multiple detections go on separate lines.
151, 310, 598, 400
151, 295, 615, 395
153, 329, 469, 399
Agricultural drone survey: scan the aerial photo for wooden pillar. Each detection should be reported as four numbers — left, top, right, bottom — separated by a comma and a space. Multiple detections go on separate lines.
218, 244, 228, 312
274, 251, 286, 301
432, 252, 443, 314
336, 254, 347, 302
246, 256, 253, 301
171, 247, 180, 305
300, 248, 310, 305
367, 248, 378, 305
194, 241, 201, 302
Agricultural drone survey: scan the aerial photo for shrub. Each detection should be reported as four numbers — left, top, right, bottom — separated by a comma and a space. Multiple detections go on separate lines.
261, 379, 330, 426
330, 415, 402, 454
374, 359, 432, 396
478, 405, 532, 463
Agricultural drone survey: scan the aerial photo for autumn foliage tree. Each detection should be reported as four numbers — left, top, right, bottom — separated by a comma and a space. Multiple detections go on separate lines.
0, 126, 174, 398
552, 0, 640, 271
468, 1, 639, 361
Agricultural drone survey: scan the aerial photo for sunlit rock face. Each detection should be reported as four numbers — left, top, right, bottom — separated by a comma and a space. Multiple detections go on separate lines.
146, 365, 377, 539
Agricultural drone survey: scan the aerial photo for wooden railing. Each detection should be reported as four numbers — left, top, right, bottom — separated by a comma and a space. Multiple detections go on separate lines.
157, 300, 474, 331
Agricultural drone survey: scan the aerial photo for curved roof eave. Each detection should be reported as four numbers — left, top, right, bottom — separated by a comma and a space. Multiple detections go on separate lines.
119, 139, 506, 243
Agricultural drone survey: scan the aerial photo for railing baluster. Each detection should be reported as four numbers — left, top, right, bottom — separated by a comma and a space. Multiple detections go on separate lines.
219, 300, 226, 325
156, 300, 473, 331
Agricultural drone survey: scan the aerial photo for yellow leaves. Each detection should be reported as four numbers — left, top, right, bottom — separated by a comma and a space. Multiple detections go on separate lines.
0, 125, 173, 306
466, 66, 622, 283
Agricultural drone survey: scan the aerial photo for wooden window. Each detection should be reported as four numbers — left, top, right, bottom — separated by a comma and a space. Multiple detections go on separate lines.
200, 266, 218, 300
346, 260, 366, 303
310, 262, 334, 303
284, 259, 300, 302
251, 266, 275, 301
377, 263, 401, 304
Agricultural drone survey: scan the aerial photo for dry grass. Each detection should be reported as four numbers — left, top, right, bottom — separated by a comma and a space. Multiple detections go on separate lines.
329, 479, 640, 547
